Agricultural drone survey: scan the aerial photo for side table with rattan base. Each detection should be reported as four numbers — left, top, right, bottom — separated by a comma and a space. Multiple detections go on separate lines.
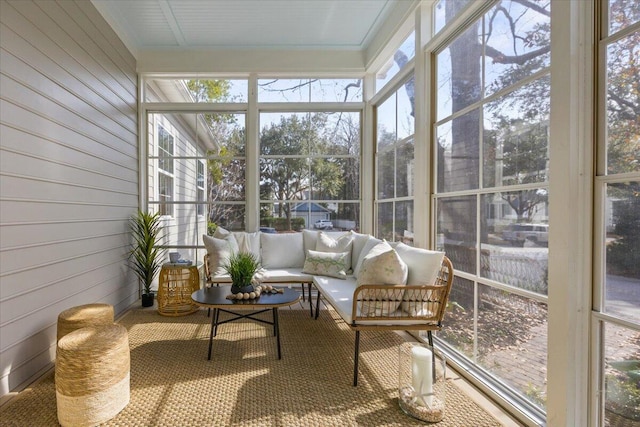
157, 262, 201, 316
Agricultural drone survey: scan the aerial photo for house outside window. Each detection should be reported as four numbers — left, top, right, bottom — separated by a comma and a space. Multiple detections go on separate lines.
157, 124, 174, 217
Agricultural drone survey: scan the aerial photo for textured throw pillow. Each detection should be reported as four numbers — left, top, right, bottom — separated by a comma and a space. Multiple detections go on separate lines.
260, 232, 305, 268
302, 250, 349, 279
357, 241, 408, 316
202, 234, 239, 275
315, 231, 354, 271
394, 243, 445, 316
352, 235, 382, 278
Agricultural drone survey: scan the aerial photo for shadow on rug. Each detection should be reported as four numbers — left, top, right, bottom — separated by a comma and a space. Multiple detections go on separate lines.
0, 307, 503, 426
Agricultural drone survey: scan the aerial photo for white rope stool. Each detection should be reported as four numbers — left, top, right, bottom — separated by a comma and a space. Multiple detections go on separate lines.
57, 303, 114, 342
55, 324, 130, 427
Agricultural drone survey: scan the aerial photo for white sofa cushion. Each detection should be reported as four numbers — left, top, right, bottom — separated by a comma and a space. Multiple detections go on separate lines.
357, 241, 408, 316
303, 250, 349, 279
202, 233, 239, 275
315, 231, 354, 270
352, 235, 382, 278
260, 232, 305, 269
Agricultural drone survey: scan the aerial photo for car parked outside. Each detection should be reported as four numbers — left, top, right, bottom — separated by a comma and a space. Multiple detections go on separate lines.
502, 223, 549, 246
314, 219, 333, 230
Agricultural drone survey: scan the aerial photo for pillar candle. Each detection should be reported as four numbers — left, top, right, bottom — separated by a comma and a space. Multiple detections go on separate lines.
411, 345, 434, 406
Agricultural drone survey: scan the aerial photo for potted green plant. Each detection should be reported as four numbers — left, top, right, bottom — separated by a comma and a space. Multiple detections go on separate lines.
130, 210, 165, 307
223, 252, 261, 294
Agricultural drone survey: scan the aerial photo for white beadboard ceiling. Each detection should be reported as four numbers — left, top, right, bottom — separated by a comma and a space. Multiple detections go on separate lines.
92, 0, 404, 56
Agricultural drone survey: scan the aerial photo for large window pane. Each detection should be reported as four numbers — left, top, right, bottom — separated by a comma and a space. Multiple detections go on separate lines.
378, 93, 397, 143
260, 110, 360, 232
481, 192, 549, 294
608, 0, 640, 35
437, 195, 477, 274
396, 137, 414, 198
605, 182, 640, 324
377, 149, 394, 200
377, 202, 394, 241
483, 78, 550, 188
477, 284, 548, 411
436, 276, 475, 359
436, 23, 481, 121
603, 322, 640, 425
483, 1, 551, 97
395, 200, 414, 244
436, 109, 481, 193
606, 31, 640, 175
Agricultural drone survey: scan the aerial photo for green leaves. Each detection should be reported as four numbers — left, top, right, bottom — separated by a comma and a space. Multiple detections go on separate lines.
130, 210, 165, 294
223, 252, 261, 287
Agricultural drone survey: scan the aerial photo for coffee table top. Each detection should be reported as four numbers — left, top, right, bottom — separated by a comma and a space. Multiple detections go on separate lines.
191, 286, 300, 309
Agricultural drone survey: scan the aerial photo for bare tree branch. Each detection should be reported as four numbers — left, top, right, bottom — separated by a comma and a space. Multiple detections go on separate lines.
485, 44, 550, 65
512, 0, 551, 17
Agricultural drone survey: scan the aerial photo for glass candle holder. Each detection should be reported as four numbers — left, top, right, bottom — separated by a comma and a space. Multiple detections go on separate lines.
398, 342, 446, 422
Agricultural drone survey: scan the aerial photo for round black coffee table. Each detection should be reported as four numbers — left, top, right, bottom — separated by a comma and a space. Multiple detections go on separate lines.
191, 286, 300, 360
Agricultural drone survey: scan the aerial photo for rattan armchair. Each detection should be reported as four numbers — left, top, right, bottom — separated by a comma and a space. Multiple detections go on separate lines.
316, 256, 454, 385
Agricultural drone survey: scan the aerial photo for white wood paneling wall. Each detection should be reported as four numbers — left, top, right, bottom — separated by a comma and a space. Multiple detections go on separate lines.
0, 0, 137, 397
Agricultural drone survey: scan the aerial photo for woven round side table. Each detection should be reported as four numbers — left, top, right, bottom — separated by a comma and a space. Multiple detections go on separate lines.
55, 324, 130, 427
57, 303, 114, 342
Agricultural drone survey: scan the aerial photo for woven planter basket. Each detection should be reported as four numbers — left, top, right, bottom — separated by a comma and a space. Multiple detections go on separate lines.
56, 303, 114, 342
55, 324, 130, 427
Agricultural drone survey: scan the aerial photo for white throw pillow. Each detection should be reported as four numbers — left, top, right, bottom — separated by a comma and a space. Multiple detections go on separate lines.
202, 234, 239, 275
357, 241, 408, 316
352, 235, 382, 278
315, 231, 354, 270
350, 231, 371, 268
394, 242, 445, 316
260, 232, 305, 268
302, 250, 349, 279
213, 226, 230, 238
233, 231, 262, 262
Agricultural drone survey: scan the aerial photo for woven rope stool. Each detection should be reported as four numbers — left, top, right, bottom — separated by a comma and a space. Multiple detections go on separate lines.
57, 303, 114, 342
56, 324, 130, 427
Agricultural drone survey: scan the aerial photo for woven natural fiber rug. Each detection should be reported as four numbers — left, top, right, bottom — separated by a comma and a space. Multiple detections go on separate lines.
1, 306, 503, 426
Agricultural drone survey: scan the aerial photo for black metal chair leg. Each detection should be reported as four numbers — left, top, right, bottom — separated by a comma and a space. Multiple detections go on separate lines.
301, 283, 306, 302
314, 290, 322, 319
353, 330, 360, 386
308, 283, 313, 317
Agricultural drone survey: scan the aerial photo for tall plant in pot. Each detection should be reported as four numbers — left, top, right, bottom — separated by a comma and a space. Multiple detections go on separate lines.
130, 210, 165, 307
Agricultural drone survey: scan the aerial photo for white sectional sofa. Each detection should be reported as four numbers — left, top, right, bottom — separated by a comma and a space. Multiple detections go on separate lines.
202, 228, 454, 385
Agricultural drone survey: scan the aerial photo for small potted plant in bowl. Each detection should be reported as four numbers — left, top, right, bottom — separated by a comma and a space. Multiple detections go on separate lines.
223, 252, 261, 295
130, 210, 165, 307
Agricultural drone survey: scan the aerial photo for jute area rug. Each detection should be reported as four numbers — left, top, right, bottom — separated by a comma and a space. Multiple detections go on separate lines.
0, 306, 503, 426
